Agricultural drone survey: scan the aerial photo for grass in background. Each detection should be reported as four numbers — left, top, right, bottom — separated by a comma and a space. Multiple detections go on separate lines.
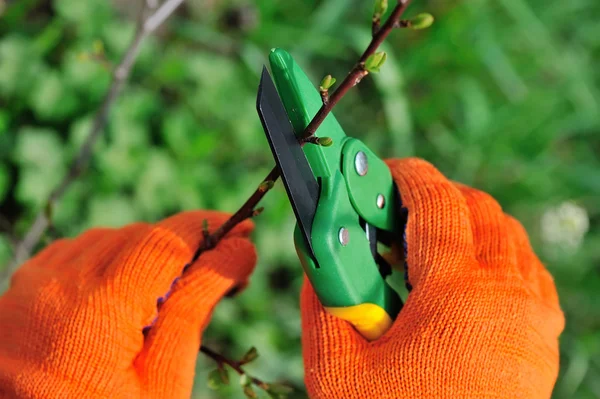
0, 0, 599, 397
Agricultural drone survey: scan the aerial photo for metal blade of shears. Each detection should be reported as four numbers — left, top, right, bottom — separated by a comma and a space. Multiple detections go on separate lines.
256, 66, 320, 257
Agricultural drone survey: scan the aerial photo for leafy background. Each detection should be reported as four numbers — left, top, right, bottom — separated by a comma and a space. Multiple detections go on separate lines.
1, 0, 599, 397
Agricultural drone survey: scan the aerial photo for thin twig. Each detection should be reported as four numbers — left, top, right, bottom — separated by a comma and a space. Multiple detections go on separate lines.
200, 345, 270, 391
191, 166, 279, 261
3, 0, 185, 280
195, 0, 413, 258
301, 0, 411, 139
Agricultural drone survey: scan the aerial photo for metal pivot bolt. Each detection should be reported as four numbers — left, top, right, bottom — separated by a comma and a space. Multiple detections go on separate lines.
338, 227, 349, 246
376, 194, 385, 209
354, 151, 368, 176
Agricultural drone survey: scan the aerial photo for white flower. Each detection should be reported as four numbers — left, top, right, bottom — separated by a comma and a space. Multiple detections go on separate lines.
541, 201, 589, 251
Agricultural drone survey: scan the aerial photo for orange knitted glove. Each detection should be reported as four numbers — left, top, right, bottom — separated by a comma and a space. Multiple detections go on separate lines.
0, 211, 256, 398
301, 158, 564, 399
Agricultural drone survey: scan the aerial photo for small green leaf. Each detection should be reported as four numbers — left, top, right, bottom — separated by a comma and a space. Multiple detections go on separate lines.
240, 346, 259, 364
317, 137, 333, 147
364, 51, 387, 73
319, 75, 336, 91
208, 369, 225, 390
373, 0, 388, 19
409, 13, 434, 30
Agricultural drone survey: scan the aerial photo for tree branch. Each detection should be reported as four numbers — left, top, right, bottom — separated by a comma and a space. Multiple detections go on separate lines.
301, 0, 411, 139
2, 0, 185, 282
191, 166, 279, 259
194, 0, 413, 259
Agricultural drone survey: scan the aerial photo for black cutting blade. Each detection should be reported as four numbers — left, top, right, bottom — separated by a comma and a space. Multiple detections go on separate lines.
256, 67, 319, 256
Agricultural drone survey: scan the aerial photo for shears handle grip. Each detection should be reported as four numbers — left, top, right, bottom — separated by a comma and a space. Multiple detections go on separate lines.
295, 225, 401, 341
324, 303, 394, 341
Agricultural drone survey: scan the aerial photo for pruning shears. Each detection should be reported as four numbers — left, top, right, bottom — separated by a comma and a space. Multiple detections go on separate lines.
256, 49, 405, 341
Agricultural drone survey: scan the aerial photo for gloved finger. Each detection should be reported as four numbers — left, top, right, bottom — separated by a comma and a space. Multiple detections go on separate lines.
454, 184, 518, 273
386, 158, 476, 290
457, 184, 561, 336
504, 215, 562, 313
104, 211, 253, 327
300, 278, 365, 390
505, 216, 564, 344
138, 235, 256, 398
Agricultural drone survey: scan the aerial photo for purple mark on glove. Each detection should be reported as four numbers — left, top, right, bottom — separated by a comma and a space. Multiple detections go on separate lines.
142, 276, 182, 333
400, 207, 412, 292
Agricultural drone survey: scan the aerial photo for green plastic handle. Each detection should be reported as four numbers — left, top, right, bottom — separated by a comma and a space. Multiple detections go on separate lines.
268, 49, 402, 339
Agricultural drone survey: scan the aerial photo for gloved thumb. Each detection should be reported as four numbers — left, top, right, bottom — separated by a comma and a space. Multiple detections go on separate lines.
136, 229, 257, 398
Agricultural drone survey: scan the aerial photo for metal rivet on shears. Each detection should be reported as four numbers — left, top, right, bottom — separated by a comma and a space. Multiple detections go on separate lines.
354, 151, 368, 176
338, 227, 349, 246
376, 194, 385, 209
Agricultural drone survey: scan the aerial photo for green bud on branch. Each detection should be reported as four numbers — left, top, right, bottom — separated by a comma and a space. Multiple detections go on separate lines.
409, 13, 434, 30
319, 75, 336, 105
258, 180, 275, 193
319, 75, 337, 91
372, 0, 388, 34
317, 137, 333, 147
364, 51, 387, 73
240, 346, 259, 364
303, 136, 334, 147
251, 207, 265, 217
373, 0, 388, 18
239, 374, 257, 397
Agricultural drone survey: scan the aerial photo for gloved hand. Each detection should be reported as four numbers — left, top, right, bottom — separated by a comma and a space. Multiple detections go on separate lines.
0, 211, 256, 399
301, 158, 564, 399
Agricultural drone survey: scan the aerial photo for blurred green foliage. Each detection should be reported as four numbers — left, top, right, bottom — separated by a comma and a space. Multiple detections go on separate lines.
1, 0, 599, 397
